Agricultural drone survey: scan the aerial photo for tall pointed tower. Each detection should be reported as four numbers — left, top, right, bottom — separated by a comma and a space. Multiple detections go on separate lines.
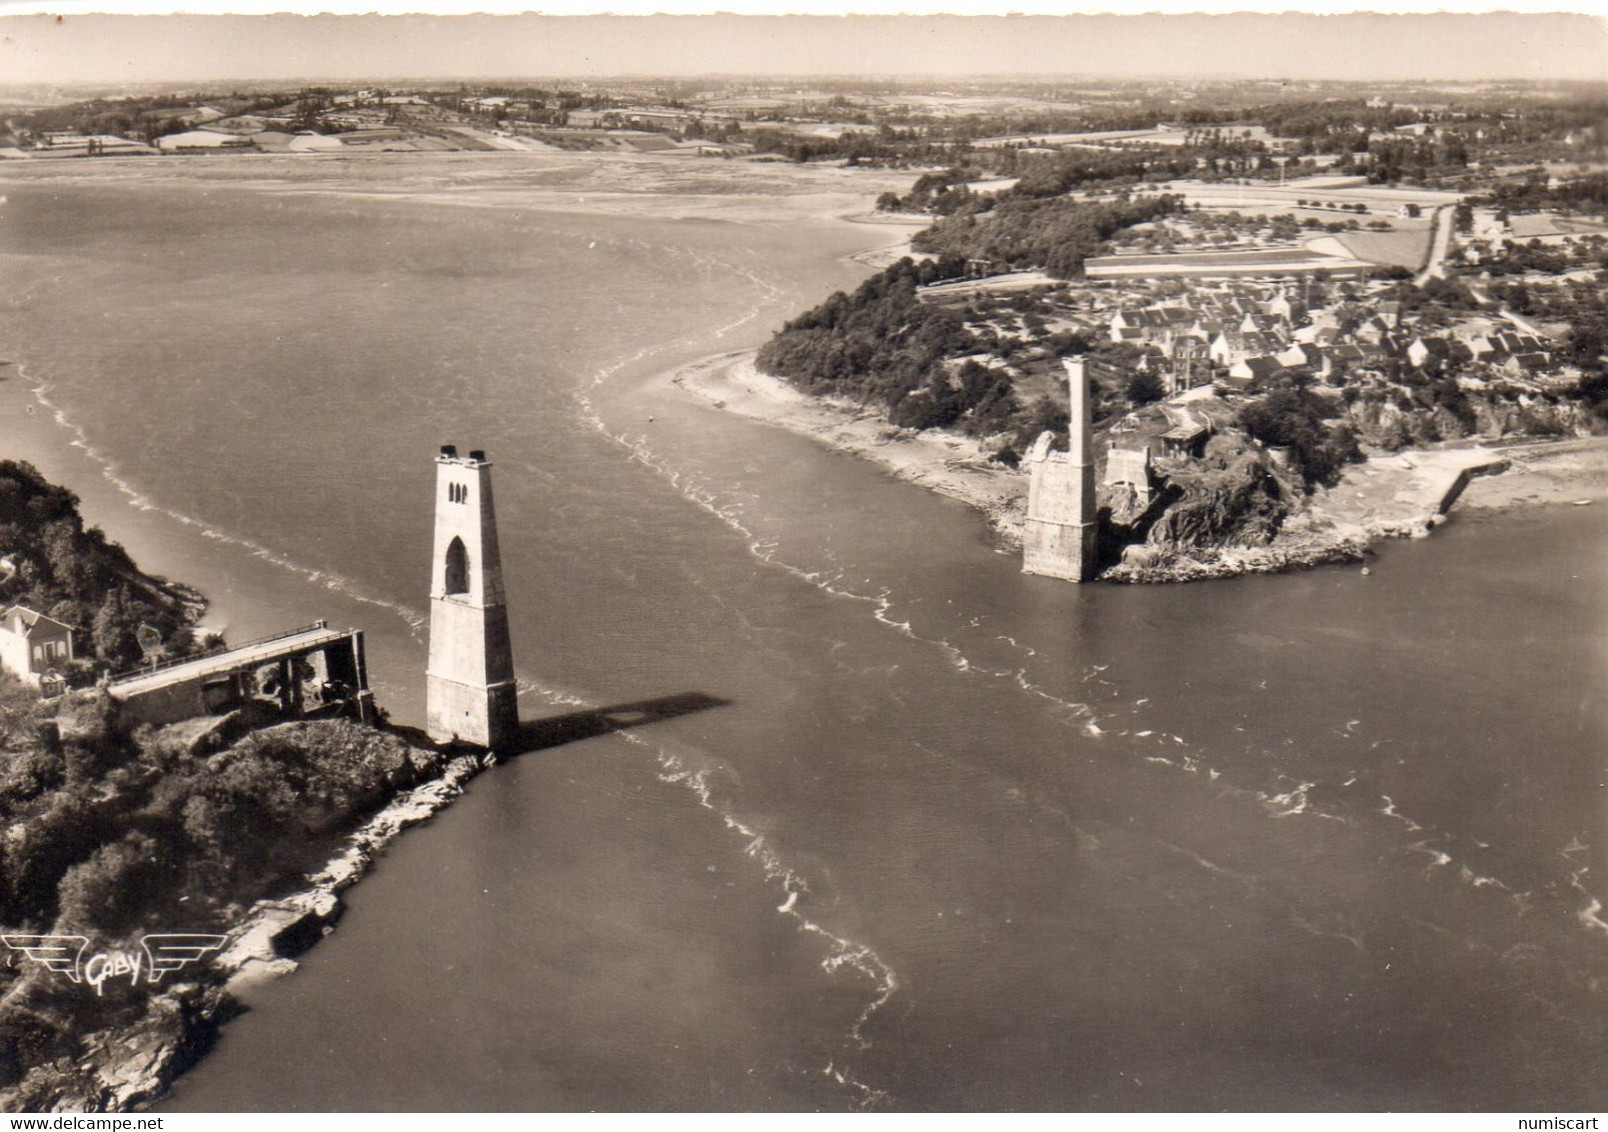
1022, 357, 1099, 582
427, 445, 518, 750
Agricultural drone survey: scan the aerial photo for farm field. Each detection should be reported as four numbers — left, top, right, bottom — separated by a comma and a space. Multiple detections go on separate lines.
1088, 246, 1343, 268
1509, 213, 1608, 237
975, 126, 1191, 148
1146, 179, 1465, 212
1332, 226, 1434, 268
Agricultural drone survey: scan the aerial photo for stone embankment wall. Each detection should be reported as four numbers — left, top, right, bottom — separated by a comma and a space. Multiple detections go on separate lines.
1434, 457, 1511, 516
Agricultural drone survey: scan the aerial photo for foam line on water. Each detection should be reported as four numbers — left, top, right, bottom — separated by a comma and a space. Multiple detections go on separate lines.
1158, 840, 1261, 891
1377, 794, 1544, 917
578, 397, 1035, 712
1291, 913, 1365, 950
591, 320, 1608, 955
16, 361, 428, 640
493, 655, 896, 1102
1568, 853, 1608, 936
642, 738, 895, 1108
1378, 795, 1424, 833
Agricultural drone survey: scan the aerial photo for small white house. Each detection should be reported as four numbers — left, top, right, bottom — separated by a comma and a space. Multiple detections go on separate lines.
0, 605, 74, 688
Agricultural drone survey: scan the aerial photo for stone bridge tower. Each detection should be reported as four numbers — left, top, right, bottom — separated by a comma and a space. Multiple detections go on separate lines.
1022, 357, 1098, 582
427, 445, 518, 750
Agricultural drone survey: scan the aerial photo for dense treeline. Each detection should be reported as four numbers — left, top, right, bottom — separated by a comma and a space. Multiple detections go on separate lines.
1006, 150, 1195, 199
0, 461, 201, 673
1481, 173, 1608, 216
744, 127, 969, 168
16, 92, 290, 145
755, 256, 998, 430
0, 709, 433, 937
0, 700, 442, 1104
876, 167, 986, 214
911, 193, 1184, 278
1361, 134, 1473, 184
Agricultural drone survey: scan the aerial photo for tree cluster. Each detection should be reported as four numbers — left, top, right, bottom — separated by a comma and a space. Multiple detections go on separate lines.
1238, 377, 1364, 488
1480, 172, 1608, 217
755, 257, 993, 430
0, 462, 198, 673
876, 167, 986, 214
0, 701, 441, 1094
911, 193, 1184, 279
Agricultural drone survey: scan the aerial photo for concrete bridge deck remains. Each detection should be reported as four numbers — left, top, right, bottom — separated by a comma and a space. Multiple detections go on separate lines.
108, 620, 370, 728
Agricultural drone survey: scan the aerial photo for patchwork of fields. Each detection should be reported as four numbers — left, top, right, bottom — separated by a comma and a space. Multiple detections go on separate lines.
1085, 243, 1372, 278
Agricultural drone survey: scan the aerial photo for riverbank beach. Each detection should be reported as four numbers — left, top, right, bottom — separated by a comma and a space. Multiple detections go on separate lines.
671, 347, 1607, 576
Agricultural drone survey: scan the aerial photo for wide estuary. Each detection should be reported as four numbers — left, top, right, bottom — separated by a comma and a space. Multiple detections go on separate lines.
2, 153, 1605, 1111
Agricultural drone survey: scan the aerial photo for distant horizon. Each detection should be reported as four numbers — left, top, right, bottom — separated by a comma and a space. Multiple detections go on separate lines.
3, 12, 1606, 88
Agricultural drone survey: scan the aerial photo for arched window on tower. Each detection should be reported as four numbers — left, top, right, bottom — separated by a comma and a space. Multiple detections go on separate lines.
444, 536, 470, 595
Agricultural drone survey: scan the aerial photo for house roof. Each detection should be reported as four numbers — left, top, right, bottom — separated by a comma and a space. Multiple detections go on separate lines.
1238, 331, 1285, 352
1412, 337, 1476, 364
1235, 355, 1286, 378
1, 605, 71, 638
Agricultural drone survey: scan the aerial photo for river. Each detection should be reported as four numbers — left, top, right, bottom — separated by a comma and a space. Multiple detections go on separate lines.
1, 153, 1605, 1111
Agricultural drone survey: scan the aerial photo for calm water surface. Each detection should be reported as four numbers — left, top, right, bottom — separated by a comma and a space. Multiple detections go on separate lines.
1, 156, 1604, 1111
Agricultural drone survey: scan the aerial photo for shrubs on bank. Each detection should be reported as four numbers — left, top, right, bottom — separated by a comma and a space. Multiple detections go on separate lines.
0, 704, 439, 937
0, 688, 443, 1094
756, 256, 982, 424
1239, 377, 1365, 487
0, 461, 201, 672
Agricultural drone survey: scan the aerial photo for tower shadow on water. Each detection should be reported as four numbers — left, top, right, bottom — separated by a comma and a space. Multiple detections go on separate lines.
392, 692, 733, 762
422, 444, 734, 758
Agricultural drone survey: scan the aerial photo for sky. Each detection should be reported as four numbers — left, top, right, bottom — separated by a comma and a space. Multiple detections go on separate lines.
0, 7, 1604, 87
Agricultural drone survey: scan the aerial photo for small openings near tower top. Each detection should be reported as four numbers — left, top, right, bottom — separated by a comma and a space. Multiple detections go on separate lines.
447, 482, 468, 504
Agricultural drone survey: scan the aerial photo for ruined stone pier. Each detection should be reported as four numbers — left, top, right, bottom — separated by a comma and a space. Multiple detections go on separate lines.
1022, 356, 1099, 583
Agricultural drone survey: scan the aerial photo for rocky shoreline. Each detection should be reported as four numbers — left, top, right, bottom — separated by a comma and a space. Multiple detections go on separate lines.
1101, 536, 1370, 584
9, 746, 487, 1114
